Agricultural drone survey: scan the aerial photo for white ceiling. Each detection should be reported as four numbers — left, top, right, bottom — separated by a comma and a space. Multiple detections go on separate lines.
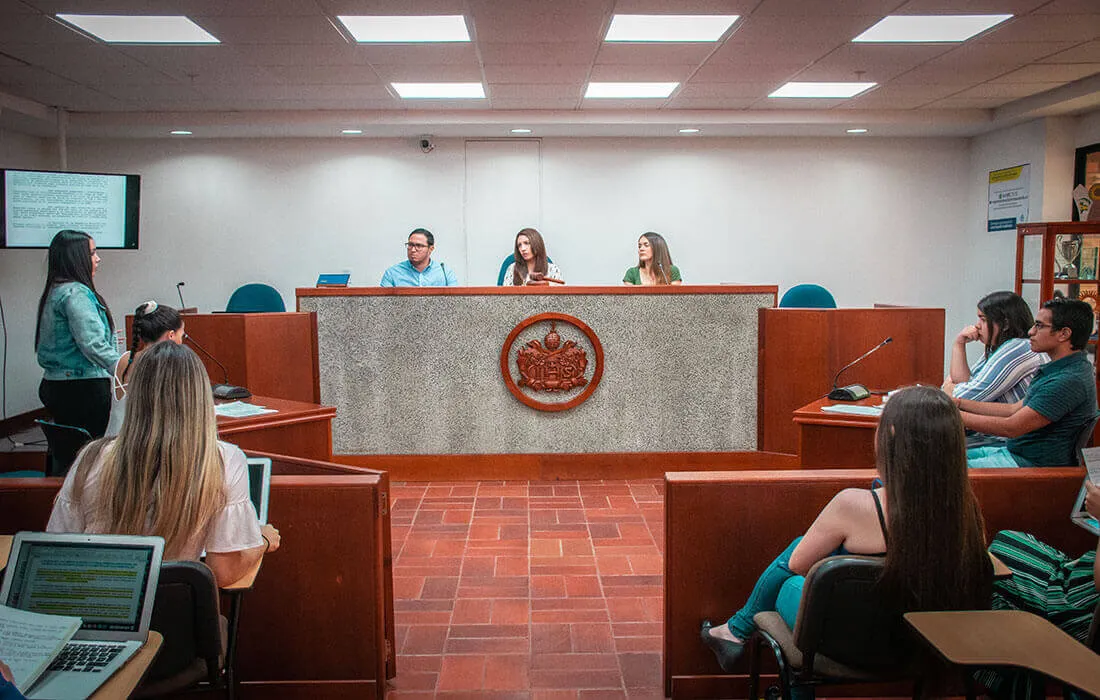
0, 0, 1098, 138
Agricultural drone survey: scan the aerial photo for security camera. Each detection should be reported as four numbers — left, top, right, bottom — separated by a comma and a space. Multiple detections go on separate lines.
419, 137, 434, 153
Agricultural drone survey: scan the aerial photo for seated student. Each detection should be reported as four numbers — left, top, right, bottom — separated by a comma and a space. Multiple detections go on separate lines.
960, 298, 1098, 468
47, 341, 281, 586
700, 386, 990, 678
944, 291, 1047, 403
105, 301, 184, 437
623, 232, 682, 285
975, 480, 1099, 698
503, 228, 564, 285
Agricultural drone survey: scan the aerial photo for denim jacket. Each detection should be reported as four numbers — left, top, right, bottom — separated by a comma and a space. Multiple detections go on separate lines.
36, 282, 120, 380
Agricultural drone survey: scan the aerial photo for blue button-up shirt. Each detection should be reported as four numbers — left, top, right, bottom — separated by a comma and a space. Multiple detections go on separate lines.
379, 259, 458, 287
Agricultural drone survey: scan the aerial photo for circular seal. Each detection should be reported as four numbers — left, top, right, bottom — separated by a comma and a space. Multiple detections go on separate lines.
500, 312, 604, 412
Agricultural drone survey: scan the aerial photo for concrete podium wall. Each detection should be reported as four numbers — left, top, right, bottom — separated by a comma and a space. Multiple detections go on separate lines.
299, 286, 774, 455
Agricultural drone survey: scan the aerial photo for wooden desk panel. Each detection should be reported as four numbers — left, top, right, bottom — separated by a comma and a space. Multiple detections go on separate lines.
216, 396, 335, 461
758, 307, 943, 455
793, 397, 881, 468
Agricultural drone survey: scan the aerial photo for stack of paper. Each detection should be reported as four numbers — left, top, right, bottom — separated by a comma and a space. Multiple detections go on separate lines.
0, 605, 83, 693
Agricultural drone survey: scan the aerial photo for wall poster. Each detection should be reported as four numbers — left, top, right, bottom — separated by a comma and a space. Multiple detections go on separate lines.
988, 164, 1031, 232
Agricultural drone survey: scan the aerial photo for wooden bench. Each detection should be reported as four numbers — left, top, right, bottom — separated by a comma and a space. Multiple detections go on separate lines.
664, 467, 1096, 700
0, 450, 394, 700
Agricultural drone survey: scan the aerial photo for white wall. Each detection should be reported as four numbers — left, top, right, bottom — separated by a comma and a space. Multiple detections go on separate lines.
0, 129, 1064, 415
1076, 108, 1100, 147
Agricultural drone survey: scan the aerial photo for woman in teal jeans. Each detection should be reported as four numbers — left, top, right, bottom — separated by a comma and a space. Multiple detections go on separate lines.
35, 230, 120, 438
701, 386, 992, 678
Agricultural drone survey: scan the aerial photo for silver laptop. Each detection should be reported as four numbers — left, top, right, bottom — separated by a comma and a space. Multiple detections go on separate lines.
1, 532, 163, 700
247, 457, 272, 525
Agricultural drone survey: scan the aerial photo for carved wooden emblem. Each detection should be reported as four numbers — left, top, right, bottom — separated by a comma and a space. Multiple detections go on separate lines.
500, 313, 604, 412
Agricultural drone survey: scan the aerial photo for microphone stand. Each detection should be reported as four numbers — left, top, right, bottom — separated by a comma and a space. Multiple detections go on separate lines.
828, 337, 893, 401
184, 333, 251, 400
175, 282, 197, 314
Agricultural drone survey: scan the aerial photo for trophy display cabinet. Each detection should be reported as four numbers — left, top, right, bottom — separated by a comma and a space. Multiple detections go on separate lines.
1016, 221, 1100, 411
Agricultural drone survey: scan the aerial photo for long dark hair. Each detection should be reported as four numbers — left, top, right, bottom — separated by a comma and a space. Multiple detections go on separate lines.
977, 291, 1033, 358
35, 230, 114, 349
512, 228, 548, 284
639, 232, 675, 285
875, 386, 990, 613
122, 302, 183, 382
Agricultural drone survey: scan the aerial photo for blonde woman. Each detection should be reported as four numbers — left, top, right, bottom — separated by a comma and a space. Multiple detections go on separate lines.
47, 341, 280, 586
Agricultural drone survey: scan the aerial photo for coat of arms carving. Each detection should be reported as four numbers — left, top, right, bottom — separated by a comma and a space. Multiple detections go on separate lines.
516, 321, 588, 392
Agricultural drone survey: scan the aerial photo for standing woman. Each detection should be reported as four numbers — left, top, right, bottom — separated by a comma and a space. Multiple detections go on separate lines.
105, 301, 185, 437
504, 228, 564, 285
623, 232, 682, 285
35, 230, 120, 438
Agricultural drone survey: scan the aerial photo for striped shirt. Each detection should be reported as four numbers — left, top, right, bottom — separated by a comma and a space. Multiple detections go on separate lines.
952, 337, 1047, 404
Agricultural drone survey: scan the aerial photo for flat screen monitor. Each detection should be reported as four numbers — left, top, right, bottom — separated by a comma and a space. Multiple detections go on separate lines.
1, 168, 140, 249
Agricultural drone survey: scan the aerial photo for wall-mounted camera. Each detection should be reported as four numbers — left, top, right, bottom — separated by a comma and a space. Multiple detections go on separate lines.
419, 137, 435, 153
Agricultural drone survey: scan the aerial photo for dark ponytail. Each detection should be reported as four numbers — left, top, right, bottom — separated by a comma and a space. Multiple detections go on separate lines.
122, 301, 183, 382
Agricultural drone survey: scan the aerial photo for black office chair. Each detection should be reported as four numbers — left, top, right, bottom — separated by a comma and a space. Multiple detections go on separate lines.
747, 555, 921, 700
34, 419, 92, 477
134, 561, 229, 699
1074, 413, 1100, 466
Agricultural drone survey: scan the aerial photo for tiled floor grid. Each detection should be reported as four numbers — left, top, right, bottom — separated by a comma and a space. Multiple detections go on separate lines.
389, 479, 666, 700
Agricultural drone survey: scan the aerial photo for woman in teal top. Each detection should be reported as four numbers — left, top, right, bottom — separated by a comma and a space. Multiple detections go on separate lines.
623, 232, 682, 285
35, 230, 120, 438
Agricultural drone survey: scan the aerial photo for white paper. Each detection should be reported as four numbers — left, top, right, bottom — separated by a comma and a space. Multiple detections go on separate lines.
821, 404, 883, 417
0, 604, 82, 692
1081, 446, 1100, 484
214, 401, 278, 418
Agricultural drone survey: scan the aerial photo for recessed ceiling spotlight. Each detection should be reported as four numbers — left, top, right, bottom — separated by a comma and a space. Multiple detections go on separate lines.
585, 82, 679, 99
341, 129, 363, 135
511, 128, 533, 134
679, 128, 700, 134
56, 14, 219, 43
391, 82, 485, 99
605, 15, 740, 42
769, 82, 876, 99
846, 128, 869, 134
853, 15, 1012, 43
337, 15, 470, 43
169, 130, 192, 135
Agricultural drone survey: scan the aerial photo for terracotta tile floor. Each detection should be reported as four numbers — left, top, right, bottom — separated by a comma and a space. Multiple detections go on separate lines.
388, 479, 666, 699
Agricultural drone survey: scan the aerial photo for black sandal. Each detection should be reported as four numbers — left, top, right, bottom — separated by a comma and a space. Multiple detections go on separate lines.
700, 620, 745, 672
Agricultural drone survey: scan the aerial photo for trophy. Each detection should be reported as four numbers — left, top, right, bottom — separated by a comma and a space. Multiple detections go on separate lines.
1055, 234, 1082, 279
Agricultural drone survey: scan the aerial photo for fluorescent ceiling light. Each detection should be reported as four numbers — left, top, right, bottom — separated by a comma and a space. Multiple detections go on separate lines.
169, 130, 192, 135
391, 82, 485, 99
605, 14, 739, 42
337, 15, 470, 43
341, 129, 363, 135
56, 14, 218, 43
853, 15, 1012, 43
585, 82, 679, 99
846, 128, 869, 134
679, 128, 700, 134
769, 82, 876, 98
511, 128, 532, 134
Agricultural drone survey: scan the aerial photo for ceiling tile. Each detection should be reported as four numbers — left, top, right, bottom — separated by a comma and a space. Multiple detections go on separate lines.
0, 14, 96, 43
483, 64, 590, 83
1031, 0, 1100, 14
478, 42, 598, 66
665, 96, 757, 108
1038, 39, 1100, 63
588, 64, 698, 81
369, 64, 484, 81
990, 62, 1100, 82
691, 61, 804, 83
315, 0, 467, 14
594, 43, 718, 65
892, 41, 1079, 84
487, 84, 583, 99
675, 82, 774, 98
748, 97, 849, 109
836, 83, 971, 108
955, 81, 1065, 97
893, 0, 1048, 13
0, 65, 75, 86
753, 0, 903, 15
924, 96, 1006, 108
190, 15, 344, 44
488, 97, 580, 109
467, 0, 613, 42
793, 43, 954, 83
195, 83, 393, 101
612, 0, 761, 13
580, 98, 673, 109
978, 15, 1100, 43
261, 64, 385, 85
727, 14, 882, 46
351, 44, 480, 66
228, 44, 370, 66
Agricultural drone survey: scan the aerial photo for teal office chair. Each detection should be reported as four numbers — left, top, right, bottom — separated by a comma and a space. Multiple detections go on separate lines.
226, 284, 285, 313
497, 255, 555, 286
779, 284, 837, 309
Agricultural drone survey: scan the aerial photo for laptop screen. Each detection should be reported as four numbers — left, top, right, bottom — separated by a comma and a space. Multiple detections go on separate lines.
3, 541, 155, 633
247, 457, 271, 525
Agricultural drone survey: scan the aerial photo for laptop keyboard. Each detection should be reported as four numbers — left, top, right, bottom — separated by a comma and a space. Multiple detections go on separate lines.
48, 643, 126, 673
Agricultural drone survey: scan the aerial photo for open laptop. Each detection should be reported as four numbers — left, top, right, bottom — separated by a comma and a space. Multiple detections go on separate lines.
1072, 448, 1100, 535
247, 457, 272, 525
1, 532, 163, 700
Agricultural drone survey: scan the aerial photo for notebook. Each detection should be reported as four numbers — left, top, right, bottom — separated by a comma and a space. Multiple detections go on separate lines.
0, 532, 163, 700
247, 457, 272, 525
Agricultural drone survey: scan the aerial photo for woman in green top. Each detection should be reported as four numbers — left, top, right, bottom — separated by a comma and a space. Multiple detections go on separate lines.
623, 232, 681, 285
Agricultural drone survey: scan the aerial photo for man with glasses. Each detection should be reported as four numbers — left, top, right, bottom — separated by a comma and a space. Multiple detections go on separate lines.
959, 297, 1097, 467
380, 228, 458, 287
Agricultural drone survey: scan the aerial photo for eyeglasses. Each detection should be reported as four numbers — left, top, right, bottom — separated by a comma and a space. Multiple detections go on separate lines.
1032, 321, 1061, 331
405, 242, 430, 250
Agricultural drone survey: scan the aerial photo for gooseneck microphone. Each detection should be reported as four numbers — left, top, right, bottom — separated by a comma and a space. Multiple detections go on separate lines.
176, 282, 186, 308
827, 337, 893, 402
184, 333, 252, 400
